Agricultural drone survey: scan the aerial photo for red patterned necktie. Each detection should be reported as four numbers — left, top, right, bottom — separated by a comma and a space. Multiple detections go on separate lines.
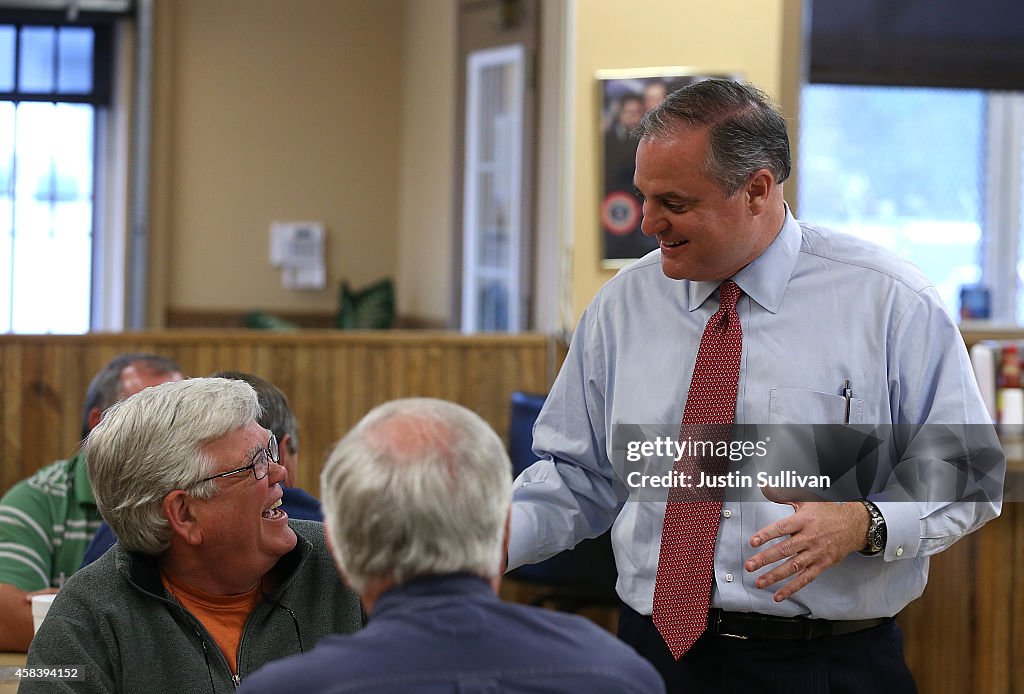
652, 280, 743, 659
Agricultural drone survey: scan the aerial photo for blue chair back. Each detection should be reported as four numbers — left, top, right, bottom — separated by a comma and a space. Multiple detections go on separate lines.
507, 391, 618, 601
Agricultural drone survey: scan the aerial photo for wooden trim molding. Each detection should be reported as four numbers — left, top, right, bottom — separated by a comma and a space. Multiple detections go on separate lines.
165, 308, 449, 330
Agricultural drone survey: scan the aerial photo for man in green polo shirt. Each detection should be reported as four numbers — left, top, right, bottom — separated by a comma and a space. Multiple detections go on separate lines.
0, 353, 183, 651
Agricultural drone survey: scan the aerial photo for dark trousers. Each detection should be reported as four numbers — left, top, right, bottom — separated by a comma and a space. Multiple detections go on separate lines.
618, 603, 918, 694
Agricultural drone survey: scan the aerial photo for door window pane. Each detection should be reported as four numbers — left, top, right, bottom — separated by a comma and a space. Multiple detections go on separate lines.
477, 281, 509, 332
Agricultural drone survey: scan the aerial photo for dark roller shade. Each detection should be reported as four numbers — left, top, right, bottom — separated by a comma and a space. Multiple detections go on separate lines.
809, 0, 1024, 91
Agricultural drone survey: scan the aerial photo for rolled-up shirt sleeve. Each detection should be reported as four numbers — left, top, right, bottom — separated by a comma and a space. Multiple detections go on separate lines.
876, 283, 1004, 562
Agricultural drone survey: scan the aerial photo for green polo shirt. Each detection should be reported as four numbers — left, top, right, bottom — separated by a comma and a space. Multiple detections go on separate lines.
0, 451, 102, 591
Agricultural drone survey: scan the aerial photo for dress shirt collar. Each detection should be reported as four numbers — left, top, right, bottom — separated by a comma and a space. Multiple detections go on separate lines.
686, 204, 801, 314
373, 573, 494, 618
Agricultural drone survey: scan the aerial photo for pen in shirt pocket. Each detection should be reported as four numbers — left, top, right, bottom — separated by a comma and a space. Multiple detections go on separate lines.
843, 379, 852, 424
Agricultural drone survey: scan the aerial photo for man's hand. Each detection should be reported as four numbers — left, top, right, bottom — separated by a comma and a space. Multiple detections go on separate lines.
744, 501, 869, 602
0, 583, 57, 651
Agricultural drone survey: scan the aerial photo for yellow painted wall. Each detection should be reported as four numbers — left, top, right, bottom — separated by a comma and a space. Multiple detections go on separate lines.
144, 0, 803, 329
395, 0, 457, 326
149, 0, 405, 322
567, 0, 802, 320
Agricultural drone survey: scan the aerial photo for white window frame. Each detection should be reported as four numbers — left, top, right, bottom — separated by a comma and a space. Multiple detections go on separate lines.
983, 93, 1024, 323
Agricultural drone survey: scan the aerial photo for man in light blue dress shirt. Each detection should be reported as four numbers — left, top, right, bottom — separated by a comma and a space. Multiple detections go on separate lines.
507, 79, 1003, 692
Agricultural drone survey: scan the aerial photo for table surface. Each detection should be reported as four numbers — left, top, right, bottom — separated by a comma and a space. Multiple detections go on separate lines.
0, 652, 27, 694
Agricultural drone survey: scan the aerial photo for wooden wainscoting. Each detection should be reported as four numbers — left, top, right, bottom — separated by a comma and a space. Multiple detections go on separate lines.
898, 502, 1023, 694
0, 331, 559, 496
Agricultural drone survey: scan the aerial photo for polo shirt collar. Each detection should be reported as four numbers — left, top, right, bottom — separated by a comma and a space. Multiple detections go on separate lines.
71, 449, 97, 507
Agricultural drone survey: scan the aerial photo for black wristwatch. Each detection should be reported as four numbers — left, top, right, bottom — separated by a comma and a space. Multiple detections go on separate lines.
858, 500, 886, 556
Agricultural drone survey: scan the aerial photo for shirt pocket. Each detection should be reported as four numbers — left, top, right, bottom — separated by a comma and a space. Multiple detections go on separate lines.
768, 387, 864, 424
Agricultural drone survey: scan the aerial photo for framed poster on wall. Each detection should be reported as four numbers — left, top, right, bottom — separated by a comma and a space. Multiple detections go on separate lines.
596, 68, 738, 268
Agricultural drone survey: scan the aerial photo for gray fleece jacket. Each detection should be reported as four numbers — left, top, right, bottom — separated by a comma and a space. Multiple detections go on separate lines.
21, 520, 364, 693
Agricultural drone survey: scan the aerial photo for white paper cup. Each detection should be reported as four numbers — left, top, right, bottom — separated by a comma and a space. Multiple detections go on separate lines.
1000, 388, 1024, 426
31, 593, 56, 633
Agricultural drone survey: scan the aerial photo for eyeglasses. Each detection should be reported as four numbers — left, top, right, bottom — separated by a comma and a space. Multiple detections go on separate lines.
193, 433, 280, 486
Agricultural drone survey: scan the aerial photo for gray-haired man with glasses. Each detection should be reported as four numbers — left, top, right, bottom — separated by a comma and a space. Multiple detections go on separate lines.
81, 370, 323, 567
22, 378, 363, 693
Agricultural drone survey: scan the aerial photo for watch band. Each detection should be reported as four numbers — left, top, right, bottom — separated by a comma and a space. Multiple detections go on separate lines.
858, 499, 886, 556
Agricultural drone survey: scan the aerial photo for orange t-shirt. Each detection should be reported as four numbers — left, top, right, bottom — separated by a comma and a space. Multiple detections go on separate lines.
161, 569, 263, 675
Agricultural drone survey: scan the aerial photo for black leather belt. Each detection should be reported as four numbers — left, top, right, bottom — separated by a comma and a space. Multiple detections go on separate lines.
707, 609, 890, 640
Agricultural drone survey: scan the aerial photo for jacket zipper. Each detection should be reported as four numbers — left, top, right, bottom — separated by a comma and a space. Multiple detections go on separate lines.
121, 534, 313, 690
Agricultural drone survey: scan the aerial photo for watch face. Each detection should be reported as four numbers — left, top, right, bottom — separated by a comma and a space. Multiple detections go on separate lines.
868, 527, 884, 551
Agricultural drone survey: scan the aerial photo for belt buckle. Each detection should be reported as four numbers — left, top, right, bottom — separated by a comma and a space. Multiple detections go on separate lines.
713, 610, 749, 640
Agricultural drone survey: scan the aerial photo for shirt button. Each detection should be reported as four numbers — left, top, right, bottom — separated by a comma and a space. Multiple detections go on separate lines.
722, 509, 732, 519
896, 546, 904, 557
724, 573, 734, 583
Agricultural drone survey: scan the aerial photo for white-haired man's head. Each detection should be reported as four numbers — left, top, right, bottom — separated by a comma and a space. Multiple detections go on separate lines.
321, 398, 512, 595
